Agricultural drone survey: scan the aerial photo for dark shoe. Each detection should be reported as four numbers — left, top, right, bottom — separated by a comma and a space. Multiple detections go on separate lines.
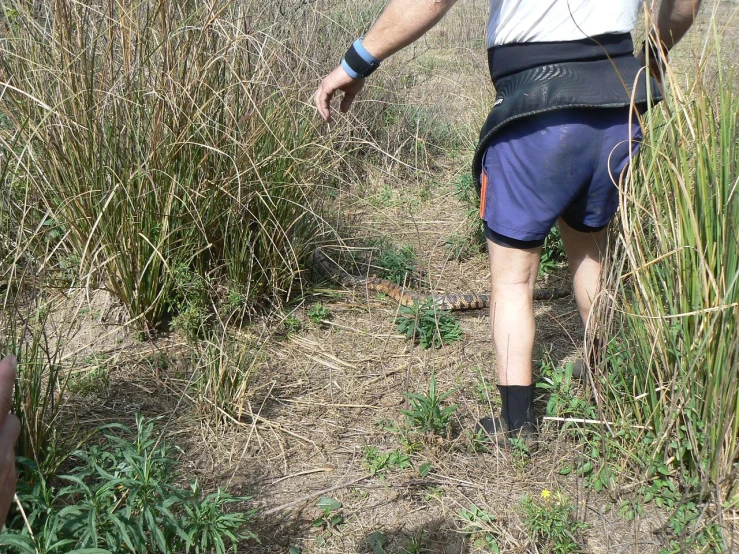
570, 338, 603, 379
476, 416, 536, 450
570, 358, 585, 379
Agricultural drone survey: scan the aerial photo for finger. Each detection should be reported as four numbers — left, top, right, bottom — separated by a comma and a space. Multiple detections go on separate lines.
339, 92, 356, 114
315, 83, 333, 123
0, 356, 17, 430
0, 415, 20, 444
0, 414, 19, 529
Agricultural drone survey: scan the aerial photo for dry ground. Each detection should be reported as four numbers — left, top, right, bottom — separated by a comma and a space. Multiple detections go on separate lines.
63, 170, 677, 554
49, 1, 739, 552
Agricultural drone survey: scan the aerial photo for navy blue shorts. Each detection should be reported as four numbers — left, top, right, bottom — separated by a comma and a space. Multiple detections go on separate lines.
479, 107, 642, 248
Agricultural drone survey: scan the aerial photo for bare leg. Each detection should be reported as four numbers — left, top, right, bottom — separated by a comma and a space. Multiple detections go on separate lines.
487, 239, 543, 386
558, 218, 607, 328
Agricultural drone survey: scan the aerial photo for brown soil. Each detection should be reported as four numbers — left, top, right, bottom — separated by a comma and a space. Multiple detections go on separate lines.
55, 3, 739, 551
61, 168, 678, 553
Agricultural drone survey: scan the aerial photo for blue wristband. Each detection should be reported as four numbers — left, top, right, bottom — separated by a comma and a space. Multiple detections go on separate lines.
342, 38, 381, 79
353, 39, 380, 66
341, 59, 362, 80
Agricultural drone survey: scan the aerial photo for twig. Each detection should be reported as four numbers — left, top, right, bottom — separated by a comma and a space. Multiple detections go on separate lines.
543, 416, 652, 430
270, 467, 334, 486
262, 476, 369, 515
277, 398, 381, 410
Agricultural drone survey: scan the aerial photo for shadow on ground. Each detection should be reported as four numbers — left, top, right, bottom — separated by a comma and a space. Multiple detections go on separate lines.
356, 519, 469, 554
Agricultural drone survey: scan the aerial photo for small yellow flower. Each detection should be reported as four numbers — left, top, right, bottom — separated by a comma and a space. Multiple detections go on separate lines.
540, 489, 552, 500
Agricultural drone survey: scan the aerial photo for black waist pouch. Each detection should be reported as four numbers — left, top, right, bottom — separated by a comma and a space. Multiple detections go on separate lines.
472, 54, 662, 194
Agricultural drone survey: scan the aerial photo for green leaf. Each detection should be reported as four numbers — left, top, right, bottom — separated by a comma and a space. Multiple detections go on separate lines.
0, 535, 37, 553
315, 497, 342, 512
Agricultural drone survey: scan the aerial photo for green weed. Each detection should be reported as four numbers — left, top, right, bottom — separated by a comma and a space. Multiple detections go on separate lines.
474, 368, 497, 406
364, 446, 412, 476
395, 299, 462, 349
307, 302, 332, 325
68, 357, 111, 397
539, 226, 566, 276
283, 314, 303, 335
0, 415, 257, 553
521, 490, 588, 554
169, 263, 212, 341
400, 530, 428, 554
452, 173, 476, 205
312, 497, 344, 530
402, 375, 457, 435
375, 243, 419, 286
536, 357, 596, 423
457, 505, 500, 552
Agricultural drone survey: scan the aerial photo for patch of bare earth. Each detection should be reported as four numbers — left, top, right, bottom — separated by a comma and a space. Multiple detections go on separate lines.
59, 4, 739, 550
55, 168, 675, 553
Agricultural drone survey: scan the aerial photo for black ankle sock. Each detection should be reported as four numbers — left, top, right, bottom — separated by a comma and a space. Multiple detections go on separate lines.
497, 384, 535, 432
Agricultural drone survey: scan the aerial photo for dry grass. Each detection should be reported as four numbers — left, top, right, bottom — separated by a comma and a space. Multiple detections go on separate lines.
2, 0, 738, 552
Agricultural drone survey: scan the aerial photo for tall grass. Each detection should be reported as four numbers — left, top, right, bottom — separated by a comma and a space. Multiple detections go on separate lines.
0, 0, 327, 330
600, 31, 739, 502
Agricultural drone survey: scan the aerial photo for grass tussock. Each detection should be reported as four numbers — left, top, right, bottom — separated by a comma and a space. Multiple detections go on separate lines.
599, 29, 739, 516
0, 0, 328, 330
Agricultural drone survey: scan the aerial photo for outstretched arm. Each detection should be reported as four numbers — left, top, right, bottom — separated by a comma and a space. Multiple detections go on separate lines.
314, 0, 458, 122
655, 0, 703, 49
638, 0, 702, 76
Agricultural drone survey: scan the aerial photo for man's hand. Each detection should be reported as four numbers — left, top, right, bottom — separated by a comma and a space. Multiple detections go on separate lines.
313, 0, 457, 123
636, 48, 664, 86
314, 66, 365, 123
0, 355, 20, 529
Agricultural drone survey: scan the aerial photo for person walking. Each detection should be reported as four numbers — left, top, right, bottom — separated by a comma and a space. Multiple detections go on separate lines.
314, 0, 701, 443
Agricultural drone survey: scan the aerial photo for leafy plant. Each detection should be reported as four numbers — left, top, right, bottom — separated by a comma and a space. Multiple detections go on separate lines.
0, 415, 257, 553
67, 356, 111, 397
521, 490, 588, 554
452, 173, 476, 205
399, 530, 428, 554
375, 243, 418, 286
395, 299, 462, 349
402, 375, 457, 435
539, 226, 566, 276
283, 315, 303, 334
169, 263, 212, 341
312, 497, 344, 530
536, 357, 596, 423
364, 446, 412, 476
457, 505, 500, 553
307, 302, 331, 325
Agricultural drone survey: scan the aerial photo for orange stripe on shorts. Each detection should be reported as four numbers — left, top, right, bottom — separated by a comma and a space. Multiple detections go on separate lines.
479, 170, 488, 220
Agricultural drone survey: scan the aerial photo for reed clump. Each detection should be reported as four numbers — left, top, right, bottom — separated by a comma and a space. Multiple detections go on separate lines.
0, 0, 330, 330
599, 33, 739, 515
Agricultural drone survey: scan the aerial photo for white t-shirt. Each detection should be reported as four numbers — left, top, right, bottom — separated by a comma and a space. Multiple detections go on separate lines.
487, 0, 643, 47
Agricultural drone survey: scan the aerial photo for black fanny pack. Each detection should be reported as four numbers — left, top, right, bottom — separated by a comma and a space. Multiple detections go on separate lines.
472, 33, 662, 193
